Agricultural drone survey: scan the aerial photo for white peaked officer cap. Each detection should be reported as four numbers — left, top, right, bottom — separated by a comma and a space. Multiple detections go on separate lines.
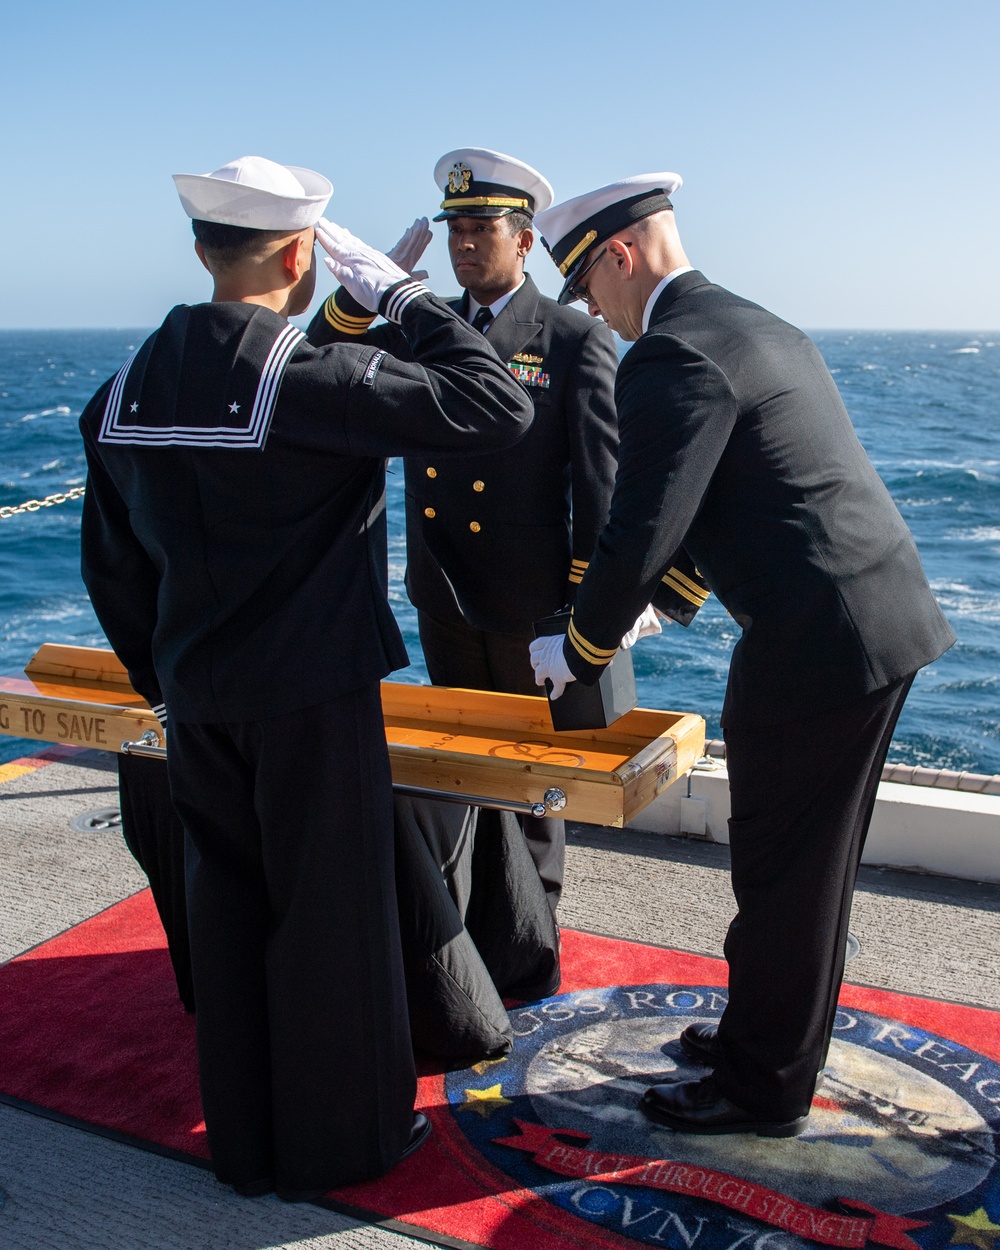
535, 172, 683, 304
173, 155, 333, 230
432, 147, 554, 221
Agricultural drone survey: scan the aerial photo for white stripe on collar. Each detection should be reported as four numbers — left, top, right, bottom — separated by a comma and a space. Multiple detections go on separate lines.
99, 324, 304, 449
641, 266, 695, 335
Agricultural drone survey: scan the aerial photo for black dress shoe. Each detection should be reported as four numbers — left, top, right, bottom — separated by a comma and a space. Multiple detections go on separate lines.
401, 1111, 432, 1161
641, 1075, 808, 1137
277, 1113, 432, 1203
679, 1021, 722, 1066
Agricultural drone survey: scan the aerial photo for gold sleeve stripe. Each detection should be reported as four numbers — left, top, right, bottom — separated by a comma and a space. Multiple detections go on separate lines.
332, 309, 376, 326
661, 570, 710, 607
331, 290, 376, 321
324, 295, 376, 335
568, 571, 583, 584
567, 619, 617, 665
570, 559, 589, 569
667, 566, 710, 599
325, 292, 380, 332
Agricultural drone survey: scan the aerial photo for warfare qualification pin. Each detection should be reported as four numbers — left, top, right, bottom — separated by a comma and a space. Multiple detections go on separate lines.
448, 162, 473, 195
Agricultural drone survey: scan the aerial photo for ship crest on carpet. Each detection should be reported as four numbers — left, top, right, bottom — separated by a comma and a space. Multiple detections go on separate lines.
445, 984, 1000, 1250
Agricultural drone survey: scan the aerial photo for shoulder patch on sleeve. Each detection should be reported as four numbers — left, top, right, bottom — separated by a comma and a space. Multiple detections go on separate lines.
362, 349, 387, 386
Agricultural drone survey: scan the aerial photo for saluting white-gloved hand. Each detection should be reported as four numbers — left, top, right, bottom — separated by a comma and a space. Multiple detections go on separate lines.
620, 604, 663, 649
315, 217, 414, 313
386, 217, 432, 281
529, 633, 577, 701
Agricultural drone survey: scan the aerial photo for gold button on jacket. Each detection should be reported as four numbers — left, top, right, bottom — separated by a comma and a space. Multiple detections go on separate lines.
424, 507, 436, 519
426, 467, 437, 478
473, 480, 485, 492
469, 521, 481, 533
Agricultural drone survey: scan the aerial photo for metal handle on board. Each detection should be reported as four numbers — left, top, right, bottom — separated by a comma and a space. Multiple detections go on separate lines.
392, 783, 567, 818
120, 730, 166, 759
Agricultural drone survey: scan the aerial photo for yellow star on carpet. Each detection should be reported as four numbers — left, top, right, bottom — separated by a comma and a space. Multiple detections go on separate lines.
948, 1209, 1000, 1250
460, 1084, 512, 1118
470, 1056, 506, 1076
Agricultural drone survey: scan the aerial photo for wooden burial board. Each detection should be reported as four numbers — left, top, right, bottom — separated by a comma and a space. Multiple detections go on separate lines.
0, 644, 705, 827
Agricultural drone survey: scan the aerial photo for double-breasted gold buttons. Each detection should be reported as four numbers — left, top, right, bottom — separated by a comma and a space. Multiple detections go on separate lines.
426, 467, 437, 478
424, 507, 436, 519
469, 521, 481, 533
473, 480, 485, 492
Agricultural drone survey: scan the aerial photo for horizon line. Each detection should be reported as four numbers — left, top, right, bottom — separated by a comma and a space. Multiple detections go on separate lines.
1, 325, 998, 336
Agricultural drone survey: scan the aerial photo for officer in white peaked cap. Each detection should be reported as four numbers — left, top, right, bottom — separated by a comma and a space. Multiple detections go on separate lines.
308, 148, 624, 961
80, 154, 534, 1198
530, 172, 954, 1137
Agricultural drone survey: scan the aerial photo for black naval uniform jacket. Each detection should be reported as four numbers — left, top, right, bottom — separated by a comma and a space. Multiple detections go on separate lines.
563, 270, 955, 726
307, 273, 628, 633
79, 290, 534, 724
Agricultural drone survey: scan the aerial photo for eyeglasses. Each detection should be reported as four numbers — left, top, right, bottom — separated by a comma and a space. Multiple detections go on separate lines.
567, 248, 607, 304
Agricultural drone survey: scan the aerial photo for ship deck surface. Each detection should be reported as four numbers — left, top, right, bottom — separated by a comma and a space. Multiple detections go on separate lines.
1, 748, 997, 1249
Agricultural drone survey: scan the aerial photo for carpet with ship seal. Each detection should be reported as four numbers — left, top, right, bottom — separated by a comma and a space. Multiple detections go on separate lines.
0, 888, 997, 1250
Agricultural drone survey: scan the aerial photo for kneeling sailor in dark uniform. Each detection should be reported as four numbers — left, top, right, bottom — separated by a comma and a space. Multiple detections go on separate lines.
79, 156, 533, 1198
308, 150, 623, 1001
531, 172, 956, 1137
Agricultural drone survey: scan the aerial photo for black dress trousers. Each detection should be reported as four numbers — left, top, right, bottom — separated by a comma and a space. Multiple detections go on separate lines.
167, 685, 416, 1192
714, 675, 914, 1120
417, 608, 566, 911
117, 752, 194, 1012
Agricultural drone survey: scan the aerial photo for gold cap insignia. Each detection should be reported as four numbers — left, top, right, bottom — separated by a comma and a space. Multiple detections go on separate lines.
447, 162, 473, 195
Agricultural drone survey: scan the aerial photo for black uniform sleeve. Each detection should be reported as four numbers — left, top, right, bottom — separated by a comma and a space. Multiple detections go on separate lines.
306, 285, 403, 353
333, 286, 534, 458
79, 414, 166, 721
563, 333, 737, 683
565, 319, 620, 604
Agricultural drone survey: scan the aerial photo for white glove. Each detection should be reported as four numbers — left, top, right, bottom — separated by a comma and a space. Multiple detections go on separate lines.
386, 217, 432, 281
529, 633, 577, 701
620, 603, 662, 649
315, 217, 416, 315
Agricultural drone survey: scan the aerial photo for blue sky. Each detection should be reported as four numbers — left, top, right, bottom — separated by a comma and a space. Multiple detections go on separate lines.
2, 0, 997, 329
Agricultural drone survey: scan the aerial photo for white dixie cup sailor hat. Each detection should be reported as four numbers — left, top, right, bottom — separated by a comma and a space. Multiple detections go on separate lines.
534, 172, 683, 304
172, 155, 333, 230
432, 147, 554, 221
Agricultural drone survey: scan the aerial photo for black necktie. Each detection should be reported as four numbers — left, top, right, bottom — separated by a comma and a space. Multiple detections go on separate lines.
472, 307, 493, 334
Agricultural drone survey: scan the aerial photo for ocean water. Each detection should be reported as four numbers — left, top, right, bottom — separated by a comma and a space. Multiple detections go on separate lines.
1, 328, 998, 773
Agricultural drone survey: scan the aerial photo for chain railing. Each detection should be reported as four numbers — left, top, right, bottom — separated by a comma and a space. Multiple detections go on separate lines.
0, 486, 86, 519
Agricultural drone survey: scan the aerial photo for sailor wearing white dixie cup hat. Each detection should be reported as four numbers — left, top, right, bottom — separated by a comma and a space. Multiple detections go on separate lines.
79, 154, 534, 1198
530, 172, 955, 1138
173, 154, 333, 229
309, 149, 650, 940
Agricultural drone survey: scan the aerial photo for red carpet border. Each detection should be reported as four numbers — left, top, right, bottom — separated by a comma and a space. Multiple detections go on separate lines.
1, 890, 998, 1250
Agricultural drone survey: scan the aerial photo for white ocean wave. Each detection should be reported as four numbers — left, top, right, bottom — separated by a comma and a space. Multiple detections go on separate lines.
950, 526, 1000, 542
928, 580, 1000, 617
951, 347, 980, 354
19, 405, 72, 422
